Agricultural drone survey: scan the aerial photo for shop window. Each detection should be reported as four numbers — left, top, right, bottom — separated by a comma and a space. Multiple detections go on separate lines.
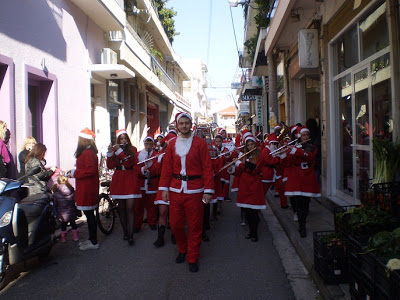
334, 26, 358, 75
360, 2, 389, 60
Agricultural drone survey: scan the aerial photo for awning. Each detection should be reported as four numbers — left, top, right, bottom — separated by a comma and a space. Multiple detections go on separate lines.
89, 64, 136, 81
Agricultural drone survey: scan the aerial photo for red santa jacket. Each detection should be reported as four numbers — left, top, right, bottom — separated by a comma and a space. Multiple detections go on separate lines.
107, 146, 141, 199
73, 148, 99, 210
260, 146, 280, 183
137, 149, 162, 194
283, 143, 321, 197
158, 135, 215, 194
229, 152, 266, 209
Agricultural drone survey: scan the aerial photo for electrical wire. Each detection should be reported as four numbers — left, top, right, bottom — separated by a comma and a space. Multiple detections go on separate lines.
206, 0, 213, 66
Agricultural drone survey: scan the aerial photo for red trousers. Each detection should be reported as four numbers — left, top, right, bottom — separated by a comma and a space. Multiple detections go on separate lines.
135, 192, 157, 228
169, 192, 204, 263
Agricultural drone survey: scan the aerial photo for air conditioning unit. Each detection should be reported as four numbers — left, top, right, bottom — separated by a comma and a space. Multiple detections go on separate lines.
101, 48, 118, 64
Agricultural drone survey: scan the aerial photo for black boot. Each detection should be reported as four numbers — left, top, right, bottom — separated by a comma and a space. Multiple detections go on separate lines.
153, 225, 166, 248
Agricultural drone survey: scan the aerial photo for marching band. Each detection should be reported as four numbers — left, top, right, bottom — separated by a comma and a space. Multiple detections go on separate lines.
104, 113, 321, 272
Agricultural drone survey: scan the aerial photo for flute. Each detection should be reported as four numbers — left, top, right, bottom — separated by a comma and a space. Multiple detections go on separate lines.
136, 154, 161, 165
219, 147, 257, 172
269, 139, 311, 155
269, 139, 298, 155
211, 145, 245, 159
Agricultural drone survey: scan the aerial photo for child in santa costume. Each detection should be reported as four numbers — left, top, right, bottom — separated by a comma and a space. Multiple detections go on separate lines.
228, 134, 265, 242
280, 126, 320, 237
135, 136, 160, 233
68, 128, 99, 250
107, 129, 141, 245
159, 112, 215, 273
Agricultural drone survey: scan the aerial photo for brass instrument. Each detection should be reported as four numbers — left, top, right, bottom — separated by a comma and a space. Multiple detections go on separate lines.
277, 122, 290, 140
219, 147, 257, 172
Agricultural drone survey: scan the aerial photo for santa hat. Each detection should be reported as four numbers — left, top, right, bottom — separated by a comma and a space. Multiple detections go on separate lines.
244, 134, 256, 144
155, 133, 164, 139
175, 112, 192, 126
290, 125, 298, 134
263, 133, 269, 140
217, 128, 226, 135
240, 125, 249, 132
79, 127, 96, 140
268, 133, 279, 144
215, 134, 223, 140
241, 130, 252, 142
300, 126, 310, 134
274, 124, 282, 131
160, 131, 177, 145
169, 129, 177, 136
144, 136, 154, 143
116, 129, 127, 138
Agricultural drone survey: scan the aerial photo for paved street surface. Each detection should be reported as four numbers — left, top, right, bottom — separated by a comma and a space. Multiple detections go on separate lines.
0, 198, 316, 300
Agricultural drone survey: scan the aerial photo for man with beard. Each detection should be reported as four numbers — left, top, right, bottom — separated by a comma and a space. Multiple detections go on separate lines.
159, 112, 214, 273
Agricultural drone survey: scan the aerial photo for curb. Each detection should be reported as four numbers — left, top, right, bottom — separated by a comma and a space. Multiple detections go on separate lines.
263, 194, 348, 300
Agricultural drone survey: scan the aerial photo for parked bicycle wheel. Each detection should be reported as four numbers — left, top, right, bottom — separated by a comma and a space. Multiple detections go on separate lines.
96, 193, 115, 235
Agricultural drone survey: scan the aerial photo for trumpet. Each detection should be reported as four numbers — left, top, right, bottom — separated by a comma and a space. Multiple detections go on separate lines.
277, 122, 290, 140
219, 147, 257, 172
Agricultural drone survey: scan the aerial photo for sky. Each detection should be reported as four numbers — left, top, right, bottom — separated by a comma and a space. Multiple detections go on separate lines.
168, 0, 245, 101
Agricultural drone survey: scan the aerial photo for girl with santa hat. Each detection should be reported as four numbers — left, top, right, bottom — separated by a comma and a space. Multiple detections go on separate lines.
107, 129, 141, 245
280, 126, 320, 237
68, 128, 99, 250
228, 133, 265, 242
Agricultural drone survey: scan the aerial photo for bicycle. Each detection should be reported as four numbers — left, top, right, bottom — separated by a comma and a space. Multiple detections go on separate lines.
96, 180, 118, 235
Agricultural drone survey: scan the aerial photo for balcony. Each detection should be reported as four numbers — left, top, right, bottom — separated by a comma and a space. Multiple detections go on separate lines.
71, 0, 125, 31
175, 92, 191, 109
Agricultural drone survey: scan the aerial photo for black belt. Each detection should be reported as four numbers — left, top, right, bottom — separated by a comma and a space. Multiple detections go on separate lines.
264, 164, 276, 168
141, 175, 160, 179
115, 166, 133, 170
173, 174, 202, 181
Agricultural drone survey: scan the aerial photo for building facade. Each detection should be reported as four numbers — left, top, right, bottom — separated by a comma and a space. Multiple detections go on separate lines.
238, 0, 400, 206
0, 0, 191, 173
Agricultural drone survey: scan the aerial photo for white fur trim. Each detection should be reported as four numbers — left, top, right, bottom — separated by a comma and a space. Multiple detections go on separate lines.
70, 169, 76, 178
158, 187, 169, 191
300, 128, 310, 134
116, 129, 127, 138
176, 112, 192, 123
158, 153, 165, 163
204, 189, 214, 194
175, 135, 193, 157
236, 203, 266, 209
279, 152, 287, 159
227, 166, 235, 174
76, 204, 98, 210
245, 136, 256, 143
284, 191, 321, 197
138, 149, 153, 163
262, 179, 275, 183
79, 132, 93, 140
290, 147, 297, 155
107, 151, 114, 157
110, 194, 142, 199
115, 148, 123, 156
235, 160, 242, 167
154, 200, 170, 205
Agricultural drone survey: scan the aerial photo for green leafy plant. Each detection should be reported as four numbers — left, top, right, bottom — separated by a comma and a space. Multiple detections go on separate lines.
153, 0, 179, 43
150, 48, 163, 62
336, 206, 392, 236
373, 137, 400, 184
366, 228, 400, 263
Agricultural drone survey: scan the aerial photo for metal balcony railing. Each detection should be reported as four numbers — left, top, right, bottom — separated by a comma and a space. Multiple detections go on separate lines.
150, 55, 176, 92
175, 91, 191, 109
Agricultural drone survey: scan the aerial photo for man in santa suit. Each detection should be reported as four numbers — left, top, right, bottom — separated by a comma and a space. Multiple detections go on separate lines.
159, 112, 215, 273
135, 136, 159, 232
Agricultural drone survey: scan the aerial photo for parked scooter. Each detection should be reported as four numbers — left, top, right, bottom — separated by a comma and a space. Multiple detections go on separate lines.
0, 166, 56, 288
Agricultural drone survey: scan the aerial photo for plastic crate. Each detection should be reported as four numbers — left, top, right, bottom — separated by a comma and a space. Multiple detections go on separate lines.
313, 231, 349, 284
374, 258, 400, 300
348, 261, 374, 300
372, 181, 400, 218
347, 235, 374, 283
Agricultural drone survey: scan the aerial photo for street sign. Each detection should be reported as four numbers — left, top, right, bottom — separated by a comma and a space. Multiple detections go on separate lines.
298, 29, 319, 69
256, 97, 263, 126
252, 76, 263, 87
231, 82, 242, 89
242, 94, 262, 102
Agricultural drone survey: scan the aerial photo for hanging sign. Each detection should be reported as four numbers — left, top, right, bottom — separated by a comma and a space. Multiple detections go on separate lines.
242, 94, 262, 102
256, 97, 263, 126
298, 29, 319, 69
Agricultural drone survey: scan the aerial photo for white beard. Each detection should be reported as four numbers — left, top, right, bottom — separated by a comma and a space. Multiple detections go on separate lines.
269, 145, 277, 152
175, 135, 193, 157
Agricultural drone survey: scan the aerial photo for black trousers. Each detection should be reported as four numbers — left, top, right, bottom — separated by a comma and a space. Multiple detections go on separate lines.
295, 196, 310, 227
203, 203, 210, 232
244, 208, 259, 238
84, 210, 97, 245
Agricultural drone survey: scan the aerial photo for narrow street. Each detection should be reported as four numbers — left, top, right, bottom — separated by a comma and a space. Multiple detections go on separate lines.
0, 199, 301, 299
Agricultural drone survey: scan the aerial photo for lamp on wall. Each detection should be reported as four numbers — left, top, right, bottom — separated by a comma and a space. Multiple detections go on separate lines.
110, 73, 118, 78
290, 9, 300, 22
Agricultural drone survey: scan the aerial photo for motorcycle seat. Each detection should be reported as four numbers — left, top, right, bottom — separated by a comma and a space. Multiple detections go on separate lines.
19, 194, 49, 218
